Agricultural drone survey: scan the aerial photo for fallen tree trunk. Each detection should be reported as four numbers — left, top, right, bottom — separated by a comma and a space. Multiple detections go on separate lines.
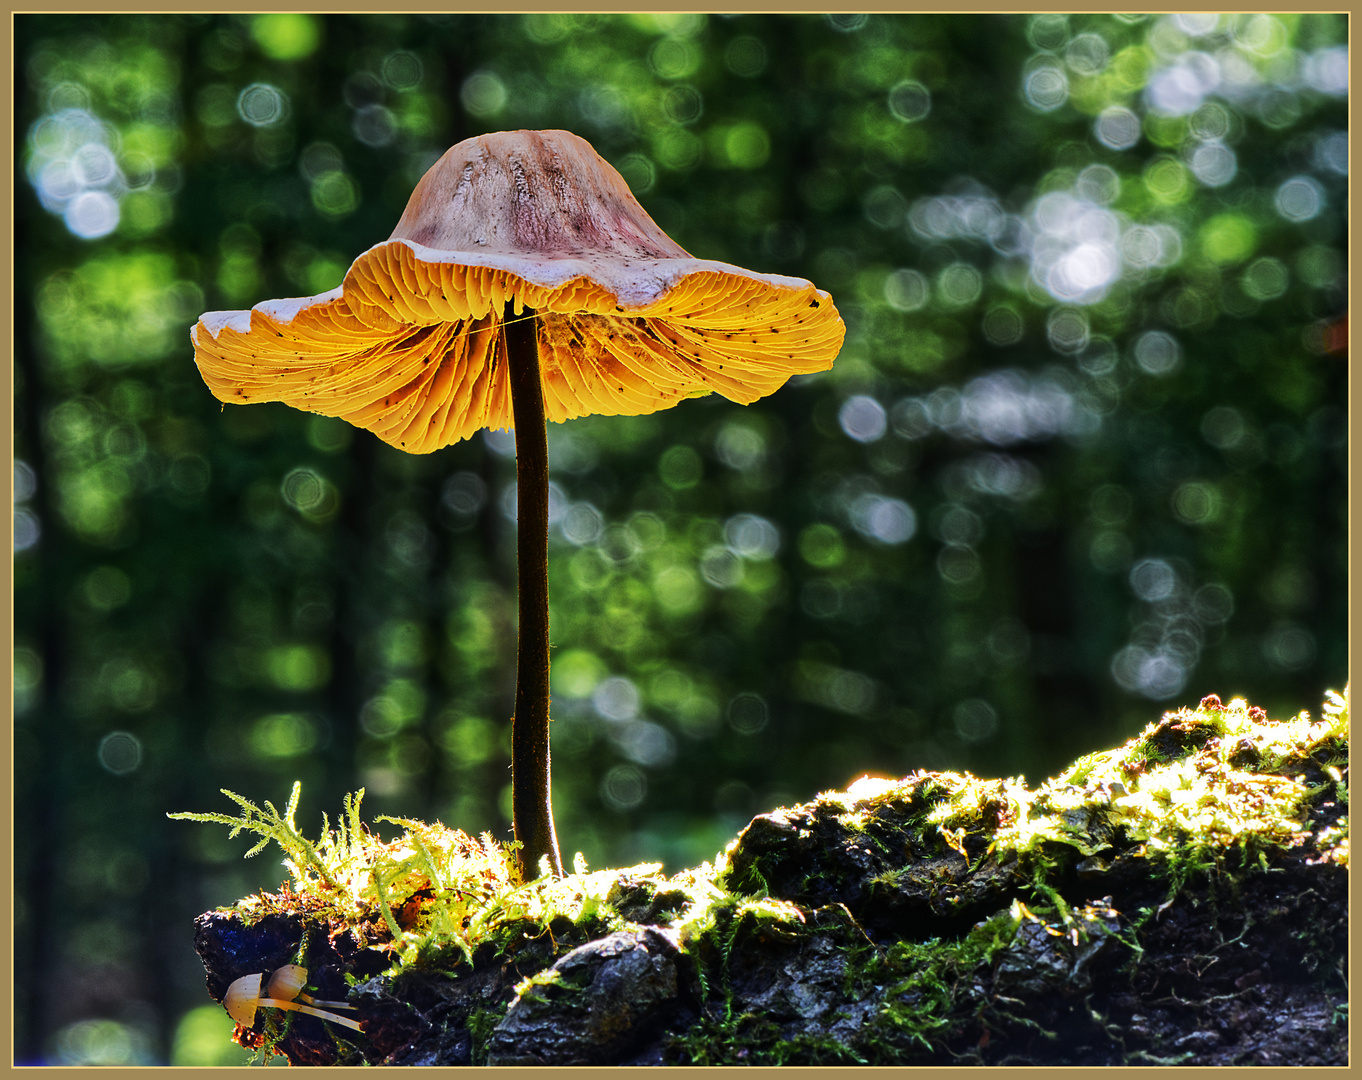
187, 691, 1349, 1066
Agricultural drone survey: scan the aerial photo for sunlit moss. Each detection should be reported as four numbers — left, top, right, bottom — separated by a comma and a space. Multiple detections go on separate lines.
923, 689, 1351, 878
173, 777, 806, 982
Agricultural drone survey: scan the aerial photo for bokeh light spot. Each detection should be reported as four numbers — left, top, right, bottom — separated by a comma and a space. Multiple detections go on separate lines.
1133, 330, 1181, 375
1171, 481, 1220, 525
1186, 140, 1236, 187
1200, 214, 1256, 264
461, 71, 508, 117
1274, 176, 1324, 223
852, 495, 916, 545
982, 306, 1024, 346
724, 35, 767, 77
887, 80, 931, 122
727, 692, 768, 734
937, 262, 983, 307
600, 764, 646, 810
250, 14, 321, 61
1023, 64, 1069, 111
1143, 157, 1190, 203
839, 395, 887, 442
381, 50, 424, 90
1129, 557, 1176, 601
659, 445, 702, 489
1241, 257, 1288, 301
1094, 106, 1141, 150
724, 122, 770, 169
250, 712, 319, 758
236, 83, 287, 127
56, 1018, 150, 1065
98, 731, 143, 776
65, 191, 120, 239
799, 523, 845, 569
953, 698, 999, 743
884, 268, 929, 312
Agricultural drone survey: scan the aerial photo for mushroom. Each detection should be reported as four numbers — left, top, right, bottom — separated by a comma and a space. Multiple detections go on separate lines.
224, 971, 363, 1032
267, 964, 358, 1011
191, 129, 844, 880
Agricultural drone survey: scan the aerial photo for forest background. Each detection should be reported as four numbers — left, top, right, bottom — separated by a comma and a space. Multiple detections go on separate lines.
13, 12, 1348, 1066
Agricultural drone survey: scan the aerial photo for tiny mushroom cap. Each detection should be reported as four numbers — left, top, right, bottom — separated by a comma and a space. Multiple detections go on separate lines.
267, 964, 356, 1010
224, 972, 265, 1027
191, 129, 845, 453
223, 971, 363, 1033
266, 964, 309, 1004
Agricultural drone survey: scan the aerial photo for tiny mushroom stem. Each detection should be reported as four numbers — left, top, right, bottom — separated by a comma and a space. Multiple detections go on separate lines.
225, 972, 363, 1033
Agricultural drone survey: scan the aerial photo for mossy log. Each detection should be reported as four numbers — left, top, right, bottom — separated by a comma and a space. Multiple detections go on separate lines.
188, 692, 1348, 1066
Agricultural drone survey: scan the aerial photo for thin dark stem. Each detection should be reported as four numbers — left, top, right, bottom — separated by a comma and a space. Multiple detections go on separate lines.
502, 302, 564, 880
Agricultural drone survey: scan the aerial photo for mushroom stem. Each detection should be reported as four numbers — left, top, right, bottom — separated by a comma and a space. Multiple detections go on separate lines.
503, 303, 565, 881
264, 998, 365, 1032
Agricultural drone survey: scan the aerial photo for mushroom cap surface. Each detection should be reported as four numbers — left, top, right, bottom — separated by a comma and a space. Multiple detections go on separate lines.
191, 129, 844, 453
267, 964, 309, 1003
223, 972, 263, 1025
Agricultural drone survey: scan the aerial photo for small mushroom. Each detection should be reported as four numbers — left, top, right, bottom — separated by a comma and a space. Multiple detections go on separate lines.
224, 971, 363, 1033
267, 964, 358, 1011
192, 129, 845, 880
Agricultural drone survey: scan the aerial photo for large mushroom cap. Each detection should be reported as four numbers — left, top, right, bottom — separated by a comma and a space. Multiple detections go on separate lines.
191, 129, 844, 453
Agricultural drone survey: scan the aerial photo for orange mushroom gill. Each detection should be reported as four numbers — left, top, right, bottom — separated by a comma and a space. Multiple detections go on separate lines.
190, 129, 844, 453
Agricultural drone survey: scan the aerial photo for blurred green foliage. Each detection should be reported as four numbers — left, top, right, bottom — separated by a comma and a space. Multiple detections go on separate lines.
13, 12, 1347, 1065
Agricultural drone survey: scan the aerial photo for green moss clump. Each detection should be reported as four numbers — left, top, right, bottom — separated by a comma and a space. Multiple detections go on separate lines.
172, 783, 694, 972
175, 688, 1347, 1065
806, 688, 1349, 889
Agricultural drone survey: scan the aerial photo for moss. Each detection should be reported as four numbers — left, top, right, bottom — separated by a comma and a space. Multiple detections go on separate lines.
464, 1003, 507, 1067
177, 687, 1348, 1065
814, 689, 1350, 899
